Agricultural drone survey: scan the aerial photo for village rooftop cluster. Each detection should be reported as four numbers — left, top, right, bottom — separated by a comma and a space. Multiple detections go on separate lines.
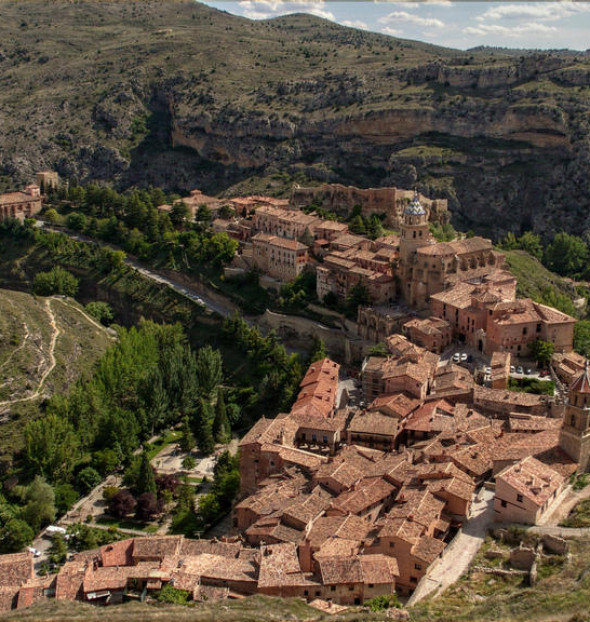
0, 178, 588, 613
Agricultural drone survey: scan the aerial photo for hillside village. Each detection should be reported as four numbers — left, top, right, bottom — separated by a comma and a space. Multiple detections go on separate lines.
0, 178, 589, 613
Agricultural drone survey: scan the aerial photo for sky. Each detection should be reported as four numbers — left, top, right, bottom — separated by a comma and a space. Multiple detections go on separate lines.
200, 1, 590, 51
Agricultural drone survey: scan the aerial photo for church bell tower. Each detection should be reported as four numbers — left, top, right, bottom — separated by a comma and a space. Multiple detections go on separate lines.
560, 361, 590, 473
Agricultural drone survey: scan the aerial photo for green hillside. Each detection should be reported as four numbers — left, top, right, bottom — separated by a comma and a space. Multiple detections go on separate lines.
0, 288, 113, 459
0, 1, 590, 237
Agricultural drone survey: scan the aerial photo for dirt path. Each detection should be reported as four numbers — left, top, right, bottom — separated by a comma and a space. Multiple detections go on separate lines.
537, 483, 590, 527
0, 298, 60, 407
51, 296, 116, 339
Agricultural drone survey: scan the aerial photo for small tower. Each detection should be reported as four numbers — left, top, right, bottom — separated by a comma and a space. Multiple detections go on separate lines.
559, 361, 590, 473
399, 192, 434, 305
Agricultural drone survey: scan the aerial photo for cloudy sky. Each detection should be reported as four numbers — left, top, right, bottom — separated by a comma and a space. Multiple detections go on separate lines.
200, 1, 590, 51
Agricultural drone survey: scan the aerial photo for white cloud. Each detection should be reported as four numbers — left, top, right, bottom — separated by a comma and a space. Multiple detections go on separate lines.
380, 26, 403, 36
342, 19, 369, 30
378, 10, 445, 28
237, 0, 333, 21
464, 22, 558, 38
477, 2, 590, 23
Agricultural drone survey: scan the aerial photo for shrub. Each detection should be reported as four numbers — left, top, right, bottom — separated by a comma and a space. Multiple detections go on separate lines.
32, 266, 79, 297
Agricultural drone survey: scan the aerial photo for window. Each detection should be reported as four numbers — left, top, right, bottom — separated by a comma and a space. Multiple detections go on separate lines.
389, 542, 394, 548
349, 586, 354, 591
414, 563, 422, 570
536, 323, 542, 333
330, 586, 336, 592
517, 494, 523, 503
501, 499, 507, 508
315, 591, 320, 597
410, 576, 418, 583
368, 583, 374, 588
304, 590, 309, 597
323, 435, 328, 444
312, 434, 317, 442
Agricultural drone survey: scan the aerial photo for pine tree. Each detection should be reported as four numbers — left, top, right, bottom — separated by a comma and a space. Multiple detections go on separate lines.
309, 336, 328, 363
194, 399, 215, 456
179, 415, 195, 453
196, 346, 223, 398
137, 451, 157, 496
212, 389, 231, 444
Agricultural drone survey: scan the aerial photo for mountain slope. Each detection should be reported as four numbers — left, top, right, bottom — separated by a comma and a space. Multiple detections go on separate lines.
1, 1, 590, 238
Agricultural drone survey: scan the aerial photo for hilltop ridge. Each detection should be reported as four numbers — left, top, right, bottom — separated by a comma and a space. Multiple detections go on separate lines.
1, 1, 590, 238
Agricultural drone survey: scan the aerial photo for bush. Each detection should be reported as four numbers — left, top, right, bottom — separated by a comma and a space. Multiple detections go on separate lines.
77, 467, 102, 495
366, 594, 401, 612
158, 584, 190, 604
32, 266, 79, 297
85, 301, 114, 326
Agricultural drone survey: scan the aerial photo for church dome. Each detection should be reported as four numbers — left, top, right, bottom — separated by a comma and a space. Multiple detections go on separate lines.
405, 192, 426, 216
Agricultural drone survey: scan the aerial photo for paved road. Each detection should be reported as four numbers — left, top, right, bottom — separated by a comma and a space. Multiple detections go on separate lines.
408, 487, 496, 605
44, 225, 234, 318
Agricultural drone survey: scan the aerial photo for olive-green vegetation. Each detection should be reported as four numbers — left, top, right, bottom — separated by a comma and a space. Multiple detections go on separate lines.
411, 535, 590, 622
508, 377, 555, 396
560, 499, 590, 528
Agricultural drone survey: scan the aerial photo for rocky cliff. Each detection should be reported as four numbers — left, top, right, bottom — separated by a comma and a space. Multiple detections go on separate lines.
1, 0, 590, 239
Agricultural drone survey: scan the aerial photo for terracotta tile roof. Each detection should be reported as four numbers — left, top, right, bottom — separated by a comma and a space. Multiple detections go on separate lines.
508, 415, 562, 433
388, 488, 446, 528
252, 232, 308, 252
307, 515, 372, 548
347, 410, 399, 436
257, 543, 314, 588
0, 553, 33, 587
570, 363, 590, 394
330, 477, 395, 515
378, 516, 424, 543
0, 192, 38, 206
282, 490, 332, 526
331, 233, 367, 249
314, 461, 364, 490
497, 456, 564, 508
412, 535, 446, 564
179, 539, 241, 558
300, 358, 340, 388
473, 386, 548, 408
100, 540, 134, 567
426, 476, 475, 502
430, 282, 477, 309
132, 536, 182, 560
368, 392, 421, 419
276, 445, 329, 470
317, 554, 399, 586
314, 538, 363, 559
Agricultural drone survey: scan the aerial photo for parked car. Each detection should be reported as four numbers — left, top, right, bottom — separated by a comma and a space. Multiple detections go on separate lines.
460, 353, 468, 362
27, 547, 41, 558
485, 366, 491, 375
510, 365, 515, 374
453, 353, 461, 363
540, 370, 550, 378
517, 366, 524, 374
526, 368, 533, 375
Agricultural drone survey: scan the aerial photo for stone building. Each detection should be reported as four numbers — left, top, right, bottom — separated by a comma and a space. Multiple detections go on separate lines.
430, 281, 575, 356
0, 185, 43, 222
493, 456, 565, 524
559, 362, 590, 473
290, 183, 448, 229
397, 193, 507, 310
36, 171, 59, 191
251, 233, 309, 282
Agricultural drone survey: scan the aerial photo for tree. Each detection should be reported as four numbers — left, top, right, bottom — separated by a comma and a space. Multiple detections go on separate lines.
66, 212, 86, 231
108, 489, 136, 518
518, 231, 543, 260
346, 282, 371, 317
22, 477, 56, 531
49, 534, 67, 564
169, 202, 191, 228
349, 214, 366, 234
544, 232, 589, 278
530, 339, 555, 369
0, 519, 34, 553
196, 346, 223, 398
194, 398, 215, 456
574, 321, 590, 358
54, 483, 78, 515
212, 388, 231, 444
77, 467, 102, 495
85, 301, 114, 326
44, 208, 59, 224
32, 266, 79, 297
195, 204, 212, 223
309, 336, 328, 363
136, 451, 157, 497
182, 455, 196, 471
135, 492, 160, 521
25, 413, 80, 483
179, 416, 195, 453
